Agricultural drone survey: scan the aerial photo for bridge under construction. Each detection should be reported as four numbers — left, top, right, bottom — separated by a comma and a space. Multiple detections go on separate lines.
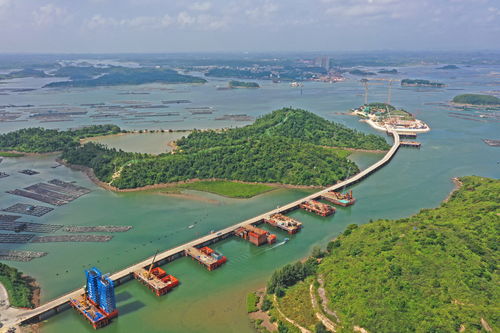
5, 131, 401, 330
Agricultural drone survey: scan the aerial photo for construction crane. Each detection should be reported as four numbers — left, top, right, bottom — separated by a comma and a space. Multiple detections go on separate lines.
360, 78, 399, 105
146, 250, 159, 279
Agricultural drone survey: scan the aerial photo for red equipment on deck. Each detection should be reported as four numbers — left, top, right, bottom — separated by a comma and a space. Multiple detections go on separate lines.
299, 200, 335, 216
321, 190, 356, 207
185, 246, 227, 271
234, 225, 276, 246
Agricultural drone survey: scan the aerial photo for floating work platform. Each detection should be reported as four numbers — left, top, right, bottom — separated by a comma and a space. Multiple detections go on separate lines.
234, 225, 276, 246
300, 200, 335, 217
185, 246, 226, 271
134, 267, 179, 296
387, 131, 417, 139
263, 213, 302, 234
400, 141, 421, 148
321, 190, 356, 207
69, 294, 117, 329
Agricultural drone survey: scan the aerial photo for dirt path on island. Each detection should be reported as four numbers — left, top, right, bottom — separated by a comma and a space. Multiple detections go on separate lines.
274, 295, 311, 333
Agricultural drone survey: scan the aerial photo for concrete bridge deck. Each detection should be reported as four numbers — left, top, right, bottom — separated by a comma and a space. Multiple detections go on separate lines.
5, 131, 400, 329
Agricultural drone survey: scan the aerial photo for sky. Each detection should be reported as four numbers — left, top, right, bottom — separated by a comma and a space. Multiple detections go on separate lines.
0, 0, 499, 53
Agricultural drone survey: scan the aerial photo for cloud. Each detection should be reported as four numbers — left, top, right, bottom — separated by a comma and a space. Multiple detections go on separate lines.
245, 2, 278, 19
177, 11, 227, 30
84, 14, 119, 29
83, 11, 226, 31
0, 0, 11, 18
189, 1, 212, 11
33, 4, 71, 27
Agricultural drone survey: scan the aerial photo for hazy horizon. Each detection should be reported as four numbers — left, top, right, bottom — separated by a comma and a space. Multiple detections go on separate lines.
1, 0, 500, 53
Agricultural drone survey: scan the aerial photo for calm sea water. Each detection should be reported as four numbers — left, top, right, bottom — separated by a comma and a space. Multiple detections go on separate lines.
0, 64, 498, 332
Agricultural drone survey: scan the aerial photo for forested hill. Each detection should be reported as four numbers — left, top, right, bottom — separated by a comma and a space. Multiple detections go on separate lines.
59, 108, 389, 189
177, 108, 390, 152
266, 176, 499, 332
0, 125, 121, 153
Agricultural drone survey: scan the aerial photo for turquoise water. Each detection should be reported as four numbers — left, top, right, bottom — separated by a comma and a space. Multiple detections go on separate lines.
0, 64, 498, 332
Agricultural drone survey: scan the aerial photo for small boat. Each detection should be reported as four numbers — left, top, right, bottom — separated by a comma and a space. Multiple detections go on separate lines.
283, 238, 289, 243
188, 225, 195, 229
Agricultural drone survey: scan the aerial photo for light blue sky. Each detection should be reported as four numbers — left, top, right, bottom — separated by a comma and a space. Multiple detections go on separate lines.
1, 0, 499, 53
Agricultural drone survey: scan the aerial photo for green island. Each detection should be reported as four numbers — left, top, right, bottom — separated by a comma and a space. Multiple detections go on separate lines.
0, 125, 122, 153
378, 68, 398, 74
0, 263, 34, 308
0, 108, 389, 197
229, 80, 260, 88
0, 68, 50, 80
348, 69, 377, 76
251, 176, 499, 333
43, 67, 206, 88
452, 94, 500, 106
401, 78, 445, 87
61, 108, 389, 189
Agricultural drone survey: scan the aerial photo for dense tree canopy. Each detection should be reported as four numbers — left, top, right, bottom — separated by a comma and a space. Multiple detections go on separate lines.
62, 108, 389, 188
271, 176, 499, 332
44, 67, 206, 88
0, 125, 121, 153
0, 263, 34, 308
452, 94, 500, 105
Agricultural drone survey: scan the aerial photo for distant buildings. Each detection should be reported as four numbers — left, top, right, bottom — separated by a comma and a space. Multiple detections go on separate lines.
314, 56, 330, 71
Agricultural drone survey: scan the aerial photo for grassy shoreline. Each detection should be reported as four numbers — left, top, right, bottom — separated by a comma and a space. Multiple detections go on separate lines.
143, 180, 276, 199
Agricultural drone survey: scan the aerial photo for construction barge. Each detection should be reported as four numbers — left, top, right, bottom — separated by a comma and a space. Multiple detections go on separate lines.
321, 190, 356, 207
234, 225, 276, 246
300, 200, 335, 216
400, 141, 421, 148
263, 213, 302, 234
70, 267, 118, 329
185, 246, 227, 271
134, 267, 179, 296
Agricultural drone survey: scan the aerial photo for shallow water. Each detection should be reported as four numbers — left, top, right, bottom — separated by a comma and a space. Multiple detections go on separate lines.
0, 64, 498, 332
85, 131, 190, 154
